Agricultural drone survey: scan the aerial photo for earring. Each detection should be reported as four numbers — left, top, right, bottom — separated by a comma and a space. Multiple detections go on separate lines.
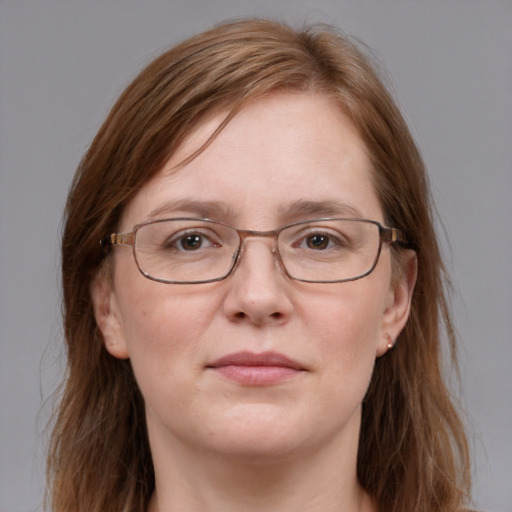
384, 333, 394, 350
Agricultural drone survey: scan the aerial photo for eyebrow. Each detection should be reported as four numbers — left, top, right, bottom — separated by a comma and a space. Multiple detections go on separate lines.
146, 199, 234, 221
279, 199, 363, 221
145, 198, 363, 223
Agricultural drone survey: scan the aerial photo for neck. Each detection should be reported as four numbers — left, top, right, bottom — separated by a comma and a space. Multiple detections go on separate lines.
146, 416, 376, 512
149, 472, 374, 512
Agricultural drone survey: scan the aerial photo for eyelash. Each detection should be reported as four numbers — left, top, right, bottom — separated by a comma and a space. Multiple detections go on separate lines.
164, 229, 221, 251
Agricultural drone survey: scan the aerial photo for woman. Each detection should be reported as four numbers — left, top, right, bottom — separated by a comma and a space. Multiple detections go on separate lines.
48, 18, 471, 512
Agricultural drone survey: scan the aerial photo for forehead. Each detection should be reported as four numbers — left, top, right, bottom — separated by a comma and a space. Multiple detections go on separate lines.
121, 93, 382, 229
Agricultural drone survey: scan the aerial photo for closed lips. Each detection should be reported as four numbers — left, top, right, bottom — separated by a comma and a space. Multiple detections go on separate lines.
206, 351, 305, 370
206, 351, 306, 385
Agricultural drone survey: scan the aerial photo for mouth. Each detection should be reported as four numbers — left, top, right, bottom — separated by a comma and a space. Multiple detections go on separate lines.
206, 351, 306, 386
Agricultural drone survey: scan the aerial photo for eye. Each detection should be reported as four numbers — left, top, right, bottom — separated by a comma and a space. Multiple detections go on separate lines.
179, 234, 206, 250
298, 231, 346, 251
287, 226, 350, 253
166, 230, 221, 252
305, 233, 332, 250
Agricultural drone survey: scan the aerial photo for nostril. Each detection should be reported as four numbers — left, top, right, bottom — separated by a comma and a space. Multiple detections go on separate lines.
230, 310, 283, 322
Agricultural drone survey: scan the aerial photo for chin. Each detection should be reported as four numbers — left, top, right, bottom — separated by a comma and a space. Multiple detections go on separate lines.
192, 404, 328, 464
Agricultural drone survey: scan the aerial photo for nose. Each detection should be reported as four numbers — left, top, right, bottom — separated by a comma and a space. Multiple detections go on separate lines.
222, 238, 293, 326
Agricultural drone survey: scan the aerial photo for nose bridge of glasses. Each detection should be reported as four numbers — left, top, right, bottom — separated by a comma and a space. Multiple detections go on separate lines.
232, 229, 286, 277
237, 228, 280, 254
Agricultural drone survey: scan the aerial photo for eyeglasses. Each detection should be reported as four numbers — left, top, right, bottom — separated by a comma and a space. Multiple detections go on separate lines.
101, 217, 407, 284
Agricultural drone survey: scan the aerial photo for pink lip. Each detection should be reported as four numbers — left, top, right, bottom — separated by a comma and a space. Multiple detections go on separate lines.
206, 351, 305, 386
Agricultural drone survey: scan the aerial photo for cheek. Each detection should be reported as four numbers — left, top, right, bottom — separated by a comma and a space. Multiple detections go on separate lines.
114, 276, 223, 401
119, 287, 218, 354
114, 251, 219, 345
300, 274, 388, 388
303, 277, 386, 350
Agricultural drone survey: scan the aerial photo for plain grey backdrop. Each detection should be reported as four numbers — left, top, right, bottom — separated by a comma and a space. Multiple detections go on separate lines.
1, 1, 511, 511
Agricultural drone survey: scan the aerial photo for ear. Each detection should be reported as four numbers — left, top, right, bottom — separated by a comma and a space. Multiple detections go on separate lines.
376, 250, 417, 357
91, 267, 130, 360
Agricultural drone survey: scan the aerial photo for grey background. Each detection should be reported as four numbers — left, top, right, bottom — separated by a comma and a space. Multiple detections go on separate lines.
0, 1, 511, 511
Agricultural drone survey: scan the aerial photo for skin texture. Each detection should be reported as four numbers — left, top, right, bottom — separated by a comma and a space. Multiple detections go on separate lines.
92, 93, 416, 512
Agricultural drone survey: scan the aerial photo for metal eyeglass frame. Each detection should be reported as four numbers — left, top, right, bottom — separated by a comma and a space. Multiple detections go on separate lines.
100, 217, 408, 284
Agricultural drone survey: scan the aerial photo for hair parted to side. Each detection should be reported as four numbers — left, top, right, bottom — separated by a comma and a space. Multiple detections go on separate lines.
48, 18, 470, 512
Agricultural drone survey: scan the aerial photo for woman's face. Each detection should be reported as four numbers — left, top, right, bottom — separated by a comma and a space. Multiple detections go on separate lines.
94, 93, 414, 464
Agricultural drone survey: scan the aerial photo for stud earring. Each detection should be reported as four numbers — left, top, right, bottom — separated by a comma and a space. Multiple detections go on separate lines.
384, 333, 394, 350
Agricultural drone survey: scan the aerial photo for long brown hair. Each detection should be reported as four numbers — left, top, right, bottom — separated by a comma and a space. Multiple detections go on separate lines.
48, 18, 471, 512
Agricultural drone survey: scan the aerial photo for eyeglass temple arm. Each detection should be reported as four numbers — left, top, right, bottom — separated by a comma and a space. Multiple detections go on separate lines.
100, 232, 135, 250
380, 227, 408, 244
